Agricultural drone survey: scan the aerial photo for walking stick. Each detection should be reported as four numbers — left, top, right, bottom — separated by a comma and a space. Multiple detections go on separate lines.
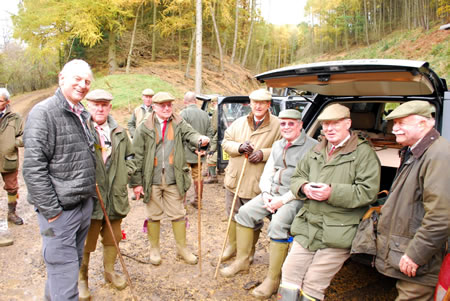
95, 184, 138, 301
214, 155, 248, 279
197, 141, 203, 273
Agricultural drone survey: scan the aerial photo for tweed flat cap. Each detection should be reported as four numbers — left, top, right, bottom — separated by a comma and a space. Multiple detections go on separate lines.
386, 101, 433, 120
152, 92, 175, 103
142, 88, 155, 96
317, 104, 350, 121
85, 89, 113, 102
249, 89, 271, 102
279, 109, 302, 120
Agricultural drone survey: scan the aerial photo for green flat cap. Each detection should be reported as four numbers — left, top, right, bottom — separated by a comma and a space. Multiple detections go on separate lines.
142, 88, 155, 96
152, 92, 175, 103
279, 109, 302, 120
249, 89, 271, 101
317, 103, 350, 121
85, 89, 113, 102
386, 101, 433, 120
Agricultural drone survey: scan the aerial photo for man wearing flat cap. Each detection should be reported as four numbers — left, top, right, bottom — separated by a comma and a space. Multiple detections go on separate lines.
375, 101, 450, 301
78, 89, 135, 300
220, 88, 281, 265
128, 88, 154, 138
278, 103, 380, 301
220, 109, 317, 299
131, 91, 210, 265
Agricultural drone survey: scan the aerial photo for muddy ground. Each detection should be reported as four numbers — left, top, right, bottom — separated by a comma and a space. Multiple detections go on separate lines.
0, 88, 397, 301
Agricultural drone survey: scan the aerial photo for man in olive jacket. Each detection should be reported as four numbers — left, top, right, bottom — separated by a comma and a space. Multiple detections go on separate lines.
375, 101, 450, 301
278, 104, 380, 301
78, 89, 135, 300
0, 88, 24, 229
221, 89, 281, 263
180, 91, 214, 208
131, 92, 210, 266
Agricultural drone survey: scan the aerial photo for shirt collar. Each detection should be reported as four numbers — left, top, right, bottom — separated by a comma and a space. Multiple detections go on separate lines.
330, 133, 351, 149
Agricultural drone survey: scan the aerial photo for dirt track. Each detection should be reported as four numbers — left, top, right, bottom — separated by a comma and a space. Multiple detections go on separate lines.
0, 89, 397, 300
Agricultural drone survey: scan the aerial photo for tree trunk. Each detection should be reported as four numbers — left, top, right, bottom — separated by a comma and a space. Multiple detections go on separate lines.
195, 0, 202, 94
209, 1, 224, 73
230, 0, 239, 64
255, 39, 266, 73
126, 0, 144, 74
108, 30, 117, 74
241, 0, 255, 67
364, 0, 370, 45
185, 29, 195, 78
151, 0, 158, 62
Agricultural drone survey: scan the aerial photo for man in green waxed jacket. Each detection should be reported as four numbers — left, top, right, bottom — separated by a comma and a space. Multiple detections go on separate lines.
78, 89, 135, 300
278, 104, 380, 301
131, 92, 210, 266
180, 91, 214, 208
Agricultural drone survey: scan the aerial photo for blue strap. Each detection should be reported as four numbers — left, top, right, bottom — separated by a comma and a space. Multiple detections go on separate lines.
271, 237, 293, 243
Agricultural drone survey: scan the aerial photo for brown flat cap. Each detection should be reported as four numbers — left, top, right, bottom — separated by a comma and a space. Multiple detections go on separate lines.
317, 103, 350, 121
85, 89, 113, 102
249, 89, 271, 101
386, 101, 433, 120
152, 92, 175, 103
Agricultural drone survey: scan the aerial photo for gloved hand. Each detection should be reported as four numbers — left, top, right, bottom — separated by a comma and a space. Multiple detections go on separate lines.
239, 141, 254, 155
248, 150, 263, 163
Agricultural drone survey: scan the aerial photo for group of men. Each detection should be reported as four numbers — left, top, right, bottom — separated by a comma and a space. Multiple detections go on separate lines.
0, 58, 448, 301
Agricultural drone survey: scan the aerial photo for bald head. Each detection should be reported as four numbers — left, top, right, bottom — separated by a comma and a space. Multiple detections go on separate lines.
184, 91, 196, 105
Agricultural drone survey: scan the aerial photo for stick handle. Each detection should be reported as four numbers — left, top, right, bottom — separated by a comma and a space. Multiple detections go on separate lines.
214, 157, 248, 279
95, 184, 138, 301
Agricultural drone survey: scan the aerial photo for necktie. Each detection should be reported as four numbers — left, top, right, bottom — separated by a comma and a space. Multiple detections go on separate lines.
328, 145, 336, 157
96, 126, 109, 163
0, 112, 3, 119
284, 142, 292, 150
161, 120, 168, 141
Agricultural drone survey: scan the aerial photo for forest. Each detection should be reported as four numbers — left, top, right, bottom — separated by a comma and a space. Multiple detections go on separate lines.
1, 0, 449, 95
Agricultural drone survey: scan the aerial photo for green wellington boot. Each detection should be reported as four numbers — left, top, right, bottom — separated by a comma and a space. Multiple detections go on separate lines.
103, 246, 127, 290
219, 224, 255, 277
252, 240, 290, 299
78, 252, 91, 301
221, 220, 237, 262
148, 220, 162, 265
172, 220, 198, 265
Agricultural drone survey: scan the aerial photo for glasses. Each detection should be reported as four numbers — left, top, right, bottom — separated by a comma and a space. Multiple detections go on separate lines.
280, 121, 296, 127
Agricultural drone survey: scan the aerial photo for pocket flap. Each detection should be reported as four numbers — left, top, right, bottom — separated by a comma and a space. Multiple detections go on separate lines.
323, 213, 360, 227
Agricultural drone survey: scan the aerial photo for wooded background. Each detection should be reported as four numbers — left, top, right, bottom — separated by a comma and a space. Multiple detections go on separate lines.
1, 0, 449, 94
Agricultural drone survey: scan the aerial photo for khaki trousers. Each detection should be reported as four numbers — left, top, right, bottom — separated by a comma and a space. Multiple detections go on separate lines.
147, 177, 186, 221
188, 163, 202, 181
84, 219, 123, 253
395, 279, 435, 301
281, 241, 350, 300
1, 170, 19, 195
225, 189, 251, 219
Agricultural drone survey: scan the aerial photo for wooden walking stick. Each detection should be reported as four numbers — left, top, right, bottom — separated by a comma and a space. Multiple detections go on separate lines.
214, 155, 249, 279
95, 184, 138, 301
197, 141, 203, 273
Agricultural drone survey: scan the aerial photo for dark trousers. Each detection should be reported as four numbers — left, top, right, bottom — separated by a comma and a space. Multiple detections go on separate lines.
38, 198, 93, 301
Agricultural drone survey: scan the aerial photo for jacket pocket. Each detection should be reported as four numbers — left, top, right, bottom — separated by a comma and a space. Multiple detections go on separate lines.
223, 166, 238, 190
2, 153, 18, 171
322, 214, 360, 249
387, 235, 430, 276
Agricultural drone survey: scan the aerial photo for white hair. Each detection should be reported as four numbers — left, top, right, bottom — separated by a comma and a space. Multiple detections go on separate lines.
60, 59, 93, 79
0, 88, 10, 100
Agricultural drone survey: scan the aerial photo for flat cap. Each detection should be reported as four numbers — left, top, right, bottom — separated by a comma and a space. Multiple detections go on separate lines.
152, 92, 175, 103
279, 109, 302, 120
249, 89, 271, 102
142, 88, 155, 96
317, 103, 350, 121
386, 101, 433, 120
85, 89, 113, 102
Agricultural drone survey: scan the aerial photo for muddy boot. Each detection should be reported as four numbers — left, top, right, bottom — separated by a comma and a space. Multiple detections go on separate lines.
7, 195, 23, 225
252, 240, 290, 299
172, 219, 198, 265
103, 246, 127, 290
78, 252, 91, 301
219, 224, 254, 277
249, 229, 261, 264
0, 220, 13, 247
148, 220, 161, 265
277, 283, 301, 301
221, 220, 237, 262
